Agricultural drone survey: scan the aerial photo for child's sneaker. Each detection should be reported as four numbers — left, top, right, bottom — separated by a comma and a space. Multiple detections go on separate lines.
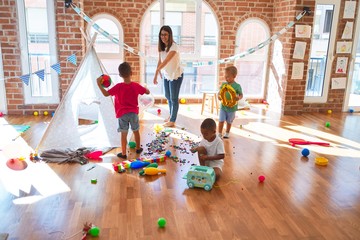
136, 148, 143, 154
223, 132, 230, 139
117, 153, 127, 159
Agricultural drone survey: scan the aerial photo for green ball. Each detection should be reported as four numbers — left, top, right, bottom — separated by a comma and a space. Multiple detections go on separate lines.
88, 226, 100, 237
128, 141, 136, 149
325, 122, 330, 127
157, 217, 166, 228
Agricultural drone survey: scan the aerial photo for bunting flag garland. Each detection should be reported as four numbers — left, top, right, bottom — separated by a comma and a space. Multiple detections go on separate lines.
67, 54, 77, 66
70, 3, 308, 68
34, 69, 45, 81
0, 6, 309, 85
71, 4, 139, 56
20, 74, 31, 86
51, 63, 61, 75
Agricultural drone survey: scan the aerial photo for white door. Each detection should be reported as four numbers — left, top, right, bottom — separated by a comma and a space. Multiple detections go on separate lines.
344, 4, 360, 112
0, 46, 7, 114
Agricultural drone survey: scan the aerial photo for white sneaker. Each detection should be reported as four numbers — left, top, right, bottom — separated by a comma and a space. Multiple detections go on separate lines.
218, 133, 222, 138
223, 132, 230, 139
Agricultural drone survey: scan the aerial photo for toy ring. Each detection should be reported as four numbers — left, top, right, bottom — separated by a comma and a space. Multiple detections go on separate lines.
220, 84, 237, 108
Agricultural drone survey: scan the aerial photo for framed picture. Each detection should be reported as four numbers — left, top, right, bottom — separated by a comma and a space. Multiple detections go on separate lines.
335, 57, 348, 74
295, 25, 311, 38
331, 77, 347, 89
344, 1, 356, 19
336, 41, 352, 54
342, 21, 353, 39
291, 62, 304, 79
293, 41, 307, 60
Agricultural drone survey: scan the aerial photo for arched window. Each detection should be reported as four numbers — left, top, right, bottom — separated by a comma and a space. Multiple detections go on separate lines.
88, 14, 124, 83
235, 18, 270, 99
140, 0, 219, 97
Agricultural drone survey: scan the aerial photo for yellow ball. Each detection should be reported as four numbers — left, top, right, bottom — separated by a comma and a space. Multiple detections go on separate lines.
43, 111, 48, 116
33, 111, 39, 116
327, 110, 332, 114
180, 98, 186, 104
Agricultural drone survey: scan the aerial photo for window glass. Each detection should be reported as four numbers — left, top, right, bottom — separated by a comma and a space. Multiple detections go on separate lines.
18, 0, 59, 104
89, 15, 124, 83
141, 0, 219, 97
235, 19, 269, 98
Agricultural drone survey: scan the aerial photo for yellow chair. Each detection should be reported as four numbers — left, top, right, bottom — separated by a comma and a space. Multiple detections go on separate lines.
200, 90, 219, 115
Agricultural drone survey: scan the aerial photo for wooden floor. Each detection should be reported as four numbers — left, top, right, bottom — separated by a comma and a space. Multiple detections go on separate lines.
0, 104, 359, 240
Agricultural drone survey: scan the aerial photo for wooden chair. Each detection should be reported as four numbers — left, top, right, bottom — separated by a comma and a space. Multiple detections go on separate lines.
200, 90, 219, 115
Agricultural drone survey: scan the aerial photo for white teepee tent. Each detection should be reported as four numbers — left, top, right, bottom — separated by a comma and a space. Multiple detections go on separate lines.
37, 36, 119, 153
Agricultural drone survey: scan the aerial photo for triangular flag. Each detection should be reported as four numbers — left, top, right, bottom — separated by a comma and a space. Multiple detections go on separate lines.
51, 63, 61, 75
67, 54, 77, 66
35, 69, 45, 81
20, 74, 31, 86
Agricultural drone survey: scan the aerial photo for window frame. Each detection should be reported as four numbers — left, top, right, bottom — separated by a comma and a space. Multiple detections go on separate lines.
87, 13, 124, 83
0, 45, 7, 113
17, 0, 59, 105
304, 0, 340, 103
140, 0, 220, 98
235, 17, 270, 99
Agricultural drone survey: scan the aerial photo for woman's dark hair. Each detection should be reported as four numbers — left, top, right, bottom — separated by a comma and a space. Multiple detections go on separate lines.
118, 62, 132, 78
158, 25, 174, 52
201, 118, 216, 131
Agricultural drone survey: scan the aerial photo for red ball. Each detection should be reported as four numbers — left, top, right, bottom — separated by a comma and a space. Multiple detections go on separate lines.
101, 74, 111, 88
157, 109, 161, 114
258, 175, 265, 183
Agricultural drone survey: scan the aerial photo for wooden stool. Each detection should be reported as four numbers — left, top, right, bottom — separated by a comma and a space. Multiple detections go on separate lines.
201, 90, 219, 115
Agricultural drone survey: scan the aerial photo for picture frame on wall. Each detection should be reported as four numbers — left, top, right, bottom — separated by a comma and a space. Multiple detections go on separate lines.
336, 41, 352, 54
335, 57, 348, 74
343, 1, 356, 19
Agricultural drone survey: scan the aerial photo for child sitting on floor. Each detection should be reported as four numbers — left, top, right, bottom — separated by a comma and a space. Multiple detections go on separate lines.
191, 118, 225, 179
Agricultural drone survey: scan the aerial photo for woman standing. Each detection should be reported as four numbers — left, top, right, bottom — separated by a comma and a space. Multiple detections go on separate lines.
153, 25, 184, 127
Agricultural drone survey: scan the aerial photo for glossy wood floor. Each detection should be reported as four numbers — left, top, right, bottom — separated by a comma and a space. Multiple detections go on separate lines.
0, 104, 359, 240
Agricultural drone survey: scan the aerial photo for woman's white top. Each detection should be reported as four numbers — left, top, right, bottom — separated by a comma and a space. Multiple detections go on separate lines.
160, 43, 183, 80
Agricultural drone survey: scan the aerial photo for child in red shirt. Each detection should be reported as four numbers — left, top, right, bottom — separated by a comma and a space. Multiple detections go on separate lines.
97, 62, 150, 158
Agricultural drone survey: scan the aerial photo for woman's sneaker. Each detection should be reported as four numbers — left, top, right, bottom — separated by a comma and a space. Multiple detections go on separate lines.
223, 132, 230, 139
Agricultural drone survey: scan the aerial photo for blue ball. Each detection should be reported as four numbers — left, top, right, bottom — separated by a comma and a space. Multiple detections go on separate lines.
349, 109, 354, 113
301, 148, 310, 157
165, 150, 172, 157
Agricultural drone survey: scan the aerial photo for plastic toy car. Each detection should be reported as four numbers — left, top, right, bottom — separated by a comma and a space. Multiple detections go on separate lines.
183, 165, 216, 191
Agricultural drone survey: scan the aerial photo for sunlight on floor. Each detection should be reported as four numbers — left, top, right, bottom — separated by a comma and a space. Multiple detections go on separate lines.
1, 118, 71, 205
233, 121, 360, 158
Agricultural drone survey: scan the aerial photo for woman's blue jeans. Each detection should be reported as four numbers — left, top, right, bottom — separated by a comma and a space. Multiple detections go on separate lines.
163, 73, 183, 122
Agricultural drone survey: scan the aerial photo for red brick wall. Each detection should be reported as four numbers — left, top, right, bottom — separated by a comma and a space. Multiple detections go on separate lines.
56, 0, 85, 99
0, 0, 358, 115
0, 0, 24, 114
268, 0, 313, 115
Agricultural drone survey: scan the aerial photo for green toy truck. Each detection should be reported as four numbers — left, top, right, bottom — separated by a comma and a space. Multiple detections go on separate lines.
183, 165, 216, 191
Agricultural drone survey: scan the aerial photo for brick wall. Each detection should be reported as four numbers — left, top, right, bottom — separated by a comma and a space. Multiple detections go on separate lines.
0, 0, 24, 114
0, 0, 358, 115
56, 0, 85, 99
